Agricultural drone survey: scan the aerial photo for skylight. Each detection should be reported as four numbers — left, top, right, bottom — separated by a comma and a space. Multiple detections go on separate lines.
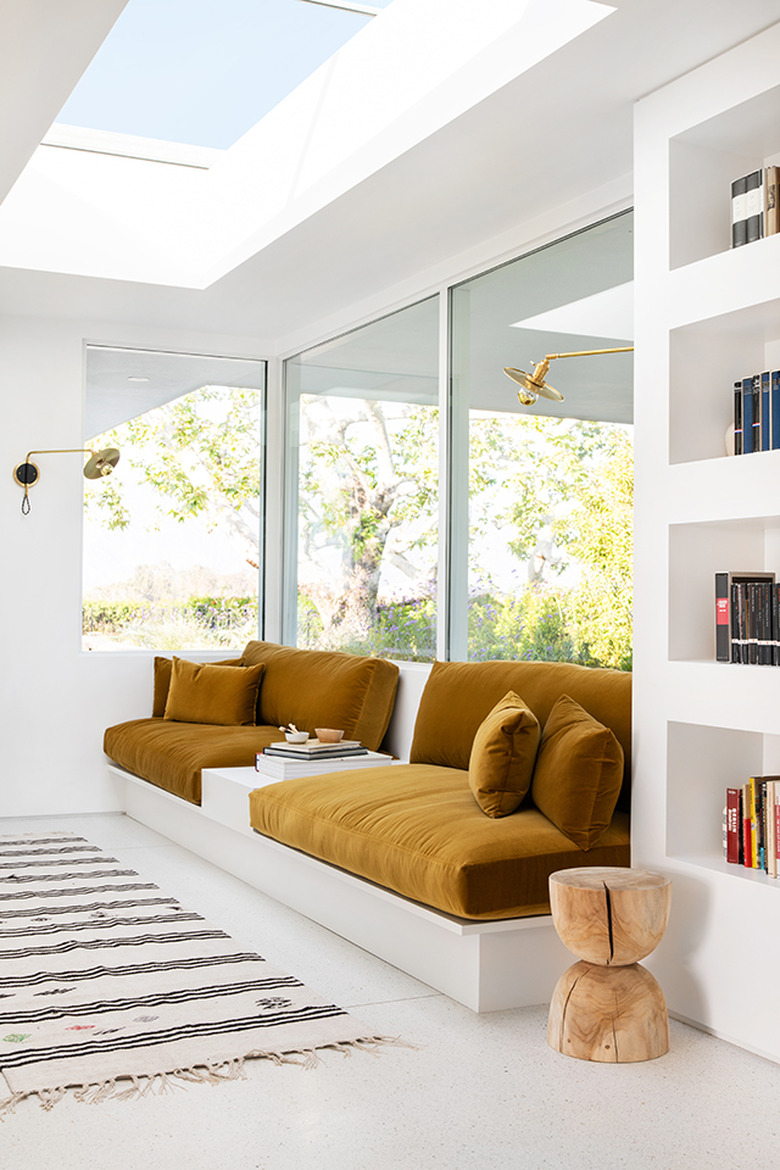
55, 0, 395, 150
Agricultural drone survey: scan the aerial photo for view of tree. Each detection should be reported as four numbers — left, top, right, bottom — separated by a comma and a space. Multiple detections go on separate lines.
84, 385, 632, 670
82, 385, 262, 651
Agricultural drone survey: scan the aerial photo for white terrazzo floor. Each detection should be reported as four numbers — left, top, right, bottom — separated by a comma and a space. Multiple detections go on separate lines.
0, 812, 778, 1170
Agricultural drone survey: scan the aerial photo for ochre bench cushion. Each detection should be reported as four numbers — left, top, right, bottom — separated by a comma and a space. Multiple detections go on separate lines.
104, 719, 281, 804
410, 659, 632, 812
241, 641, 399, 752
248, 764, 631, 920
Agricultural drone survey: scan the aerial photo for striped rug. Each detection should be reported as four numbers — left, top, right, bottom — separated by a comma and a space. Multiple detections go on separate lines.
0, 833, 399, 1115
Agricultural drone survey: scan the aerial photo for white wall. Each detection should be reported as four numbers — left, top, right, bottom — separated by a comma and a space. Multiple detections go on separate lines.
0, 315, 267, 816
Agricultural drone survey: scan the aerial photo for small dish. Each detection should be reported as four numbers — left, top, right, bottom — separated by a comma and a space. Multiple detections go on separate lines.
284, 730, 309, 744
315, 728, 344, 743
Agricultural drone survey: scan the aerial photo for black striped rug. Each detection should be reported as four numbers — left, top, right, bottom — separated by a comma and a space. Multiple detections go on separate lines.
0, 833, 399, 1115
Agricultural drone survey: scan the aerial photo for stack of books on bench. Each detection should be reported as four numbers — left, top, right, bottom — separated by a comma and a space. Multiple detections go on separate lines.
256, 739, 395, 780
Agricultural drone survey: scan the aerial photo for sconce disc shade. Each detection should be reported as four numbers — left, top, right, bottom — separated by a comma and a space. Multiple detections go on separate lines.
503, 367, 565, 404
13, 461, 39, 487
84, 448, 120, 479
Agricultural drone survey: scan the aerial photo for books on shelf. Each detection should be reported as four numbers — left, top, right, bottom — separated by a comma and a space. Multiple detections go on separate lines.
714, 570, 777, 664
731, 166, 779, 248
255, 749, 395, 781
732, 370, 780, 454
724, 778, 780, 877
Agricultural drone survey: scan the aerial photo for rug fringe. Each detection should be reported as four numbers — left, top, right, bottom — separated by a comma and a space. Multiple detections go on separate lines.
0, 1035, 412, 1118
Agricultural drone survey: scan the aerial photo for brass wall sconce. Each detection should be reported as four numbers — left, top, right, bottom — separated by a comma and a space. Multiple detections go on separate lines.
13, 447, 120, 514
504, 346, 634, 406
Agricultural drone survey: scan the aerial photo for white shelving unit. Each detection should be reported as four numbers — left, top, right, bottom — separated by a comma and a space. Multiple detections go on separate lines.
633, 21, 780, 1064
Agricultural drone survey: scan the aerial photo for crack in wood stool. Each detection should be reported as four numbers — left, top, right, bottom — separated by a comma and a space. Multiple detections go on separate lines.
547, 867, 672, 1063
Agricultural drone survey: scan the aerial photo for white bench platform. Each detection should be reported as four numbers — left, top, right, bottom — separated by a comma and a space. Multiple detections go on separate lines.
110, 763, 570, 1012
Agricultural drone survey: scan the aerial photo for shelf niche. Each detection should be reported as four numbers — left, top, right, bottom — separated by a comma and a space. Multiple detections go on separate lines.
669, 83, 780, 271
667, 719, 780, 881
670, 297, 780, 465
669, 517, 780, 663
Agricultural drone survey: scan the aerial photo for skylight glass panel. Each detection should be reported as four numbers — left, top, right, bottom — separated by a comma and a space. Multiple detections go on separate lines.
55, 0, 394, 150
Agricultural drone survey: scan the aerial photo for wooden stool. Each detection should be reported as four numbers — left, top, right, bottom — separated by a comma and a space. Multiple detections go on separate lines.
547, 867, 672, 1063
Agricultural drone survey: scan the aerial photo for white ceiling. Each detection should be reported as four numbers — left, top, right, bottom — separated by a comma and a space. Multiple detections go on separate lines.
0, 0, 777, 348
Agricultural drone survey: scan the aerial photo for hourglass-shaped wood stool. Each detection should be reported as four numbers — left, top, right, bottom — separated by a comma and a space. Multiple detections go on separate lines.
547, 867, 672, 1063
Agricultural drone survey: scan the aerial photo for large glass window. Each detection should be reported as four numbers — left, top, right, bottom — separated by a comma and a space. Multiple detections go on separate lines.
450, 211, 634, 669
285, 298, 439, 660
82, 346, 266, 652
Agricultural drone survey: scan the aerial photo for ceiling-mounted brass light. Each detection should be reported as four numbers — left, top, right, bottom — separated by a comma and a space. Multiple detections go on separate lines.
504, 346, 634, 406
14, 447, 120, 515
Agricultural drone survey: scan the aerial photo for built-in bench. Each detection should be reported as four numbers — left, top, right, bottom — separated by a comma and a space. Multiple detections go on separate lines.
108, 656, 631, 1012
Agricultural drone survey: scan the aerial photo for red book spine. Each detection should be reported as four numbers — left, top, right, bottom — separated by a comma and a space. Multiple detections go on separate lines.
726, 787, 741, 864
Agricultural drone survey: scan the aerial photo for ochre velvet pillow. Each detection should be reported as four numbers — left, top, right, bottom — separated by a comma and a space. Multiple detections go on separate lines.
468, 691, 540, 818
163, 657, 265, 726
531, 693, 624, 849
153, 655, 243, 717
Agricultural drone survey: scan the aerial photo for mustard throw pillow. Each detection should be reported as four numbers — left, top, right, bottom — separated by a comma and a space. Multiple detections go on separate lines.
531, 693, 624, 849
468, 691, 540, 818
153, 655, 244, 717
163, 658, 265, 726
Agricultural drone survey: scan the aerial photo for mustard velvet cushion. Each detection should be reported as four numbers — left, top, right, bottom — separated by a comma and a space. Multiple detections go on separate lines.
163, 657, 265, 726
104, 719, 282, 805
531, 693, 624, 849
248, 764, 631, 920
152, 655, 243, 717
240, 641, 399, 751
468, 691, 540, 817
410, 659, 632, 813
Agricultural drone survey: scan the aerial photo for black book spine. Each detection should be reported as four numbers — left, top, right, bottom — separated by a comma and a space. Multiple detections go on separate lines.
742, 376, 755, 453
716, 572, 731, 661
752, 373, 762, 454
762, 371, 771, 451
732, 174, 748, 247
733, 381, 743, 455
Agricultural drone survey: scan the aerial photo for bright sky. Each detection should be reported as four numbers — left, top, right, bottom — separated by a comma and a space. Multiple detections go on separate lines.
57, 0, 394, 150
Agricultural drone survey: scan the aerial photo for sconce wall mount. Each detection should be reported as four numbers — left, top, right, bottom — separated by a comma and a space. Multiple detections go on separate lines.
14, 447, 120, 514
504, 346, 634, 406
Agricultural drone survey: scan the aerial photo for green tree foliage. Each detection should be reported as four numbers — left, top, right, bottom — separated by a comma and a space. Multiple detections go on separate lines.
90, 386, 262, 564
86, 385, 632, 669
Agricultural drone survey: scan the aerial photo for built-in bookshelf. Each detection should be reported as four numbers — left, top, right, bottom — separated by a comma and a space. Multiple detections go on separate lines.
634, 21, 780, 1063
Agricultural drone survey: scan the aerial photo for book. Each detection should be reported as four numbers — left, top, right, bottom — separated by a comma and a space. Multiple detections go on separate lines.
732, 173, 748, 247
255, 750, 395, 780
742, 782, 753, 868
725, 787, 741, 864
766, 165, 779, 236
716, 572, 777, 664
742, 375, 755, 453
731, 169, 764, 246
733, 380, 743, 455
772, 371, 780, 449
767, 780, 777, 878
751, 372, 762, 453
761, 370, 771, 451
262, 743, 369, 761
747, 168, 764, 243
715, 572, 731, 662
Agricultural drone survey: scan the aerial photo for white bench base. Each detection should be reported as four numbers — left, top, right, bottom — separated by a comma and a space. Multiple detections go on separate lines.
110, 764, 570, 1013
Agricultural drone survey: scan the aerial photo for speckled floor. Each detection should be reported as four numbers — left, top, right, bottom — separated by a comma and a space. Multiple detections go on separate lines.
0, 812, 777, 1170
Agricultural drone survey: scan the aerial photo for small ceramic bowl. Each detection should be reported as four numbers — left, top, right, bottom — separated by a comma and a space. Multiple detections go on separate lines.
284, 730, 308, 744
315, 728, 344, 743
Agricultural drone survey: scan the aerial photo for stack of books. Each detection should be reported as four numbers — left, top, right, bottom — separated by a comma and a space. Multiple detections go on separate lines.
256, 739, 395, 780
732, 370, 780, 454
715, 571, 778, 664
724, 777, 780, 876
731, 165, 779, 247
